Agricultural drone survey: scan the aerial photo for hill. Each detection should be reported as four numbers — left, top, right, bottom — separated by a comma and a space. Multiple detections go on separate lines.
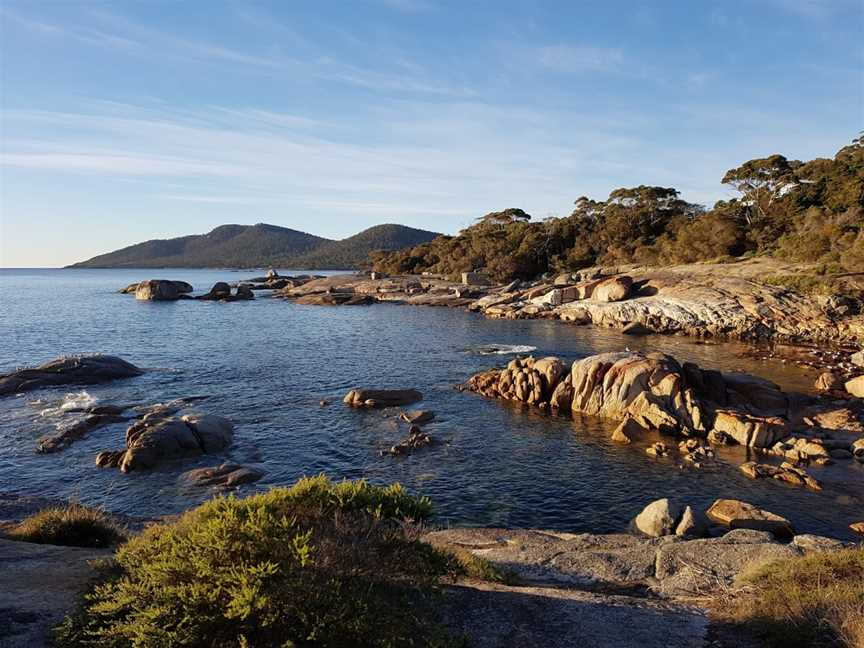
69, 223, 440, 269
290, 224, 444, 269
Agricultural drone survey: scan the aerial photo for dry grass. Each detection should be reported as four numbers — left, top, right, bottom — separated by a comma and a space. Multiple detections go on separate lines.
6, 503, 126, 548
718, 547, 864, 648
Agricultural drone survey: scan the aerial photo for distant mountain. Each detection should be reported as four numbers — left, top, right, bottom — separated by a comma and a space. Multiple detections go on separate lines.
69, 223, 441, 269
290, 224, 444, 269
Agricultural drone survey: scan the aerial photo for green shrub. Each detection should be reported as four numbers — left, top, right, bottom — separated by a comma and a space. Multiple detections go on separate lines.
720, 547, 864, 648
55, 476, 467, 648
7, 503, 126, 548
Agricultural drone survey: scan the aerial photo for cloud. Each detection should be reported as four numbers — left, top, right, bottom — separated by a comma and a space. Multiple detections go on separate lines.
4, 7, 471, 97
536, 45, 624, 73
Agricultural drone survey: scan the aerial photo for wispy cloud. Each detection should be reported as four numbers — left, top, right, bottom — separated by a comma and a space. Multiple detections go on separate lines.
536, 45, 624, 73
4, 7, 472, 97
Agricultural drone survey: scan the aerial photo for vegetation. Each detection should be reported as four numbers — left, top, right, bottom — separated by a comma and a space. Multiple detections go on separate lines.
373, 136, 864, 282
55, 476, 483, 648
6, 503, 126, 548
719, 547, 864, 648
70, 223, 439, 270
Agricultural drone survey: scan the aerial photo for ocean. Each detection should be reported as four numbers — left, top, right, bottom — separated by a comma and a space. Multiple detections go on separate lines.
1, 267, 861, 538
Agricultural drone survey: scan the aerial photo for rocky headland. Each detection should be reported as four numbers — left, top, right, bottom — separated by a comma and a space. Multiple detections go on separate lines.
273, 258, 864, 350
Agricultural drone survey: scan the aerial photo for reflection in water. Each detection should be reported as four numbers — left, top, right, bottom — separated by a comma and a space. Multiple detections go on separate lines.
0, 268, 861, 539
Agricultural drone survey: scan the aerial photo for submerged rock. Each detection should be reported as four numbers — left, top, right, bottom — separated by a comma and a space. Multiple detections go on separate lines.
0, 355, 143, 396
383, 429, 435, 456
400, 410, 435, 425
180, 463, 264, 488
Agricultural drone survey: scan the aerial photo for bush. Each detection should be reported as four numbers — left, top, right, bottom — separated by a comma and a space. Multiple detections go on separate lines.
7, 503, 126, 548
720, 547, 864, 648
55, 476, 469, 648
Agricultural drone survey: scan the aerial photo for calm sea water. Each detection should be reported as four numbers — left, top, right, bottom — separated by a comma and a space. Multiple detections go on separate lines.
1, 268, 862, 538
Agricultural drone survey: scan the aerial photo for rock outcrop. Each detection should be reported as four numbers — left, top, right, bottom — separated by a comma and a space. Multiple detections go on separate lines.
705, 499, 794, 539
121, 280, 193, 295
343, 388, 423, 408
0, 355, 143, 396
464, 350, 808, 450
424, 523, 823, 600
96, 412, 233, 472
134, 279, 190, 301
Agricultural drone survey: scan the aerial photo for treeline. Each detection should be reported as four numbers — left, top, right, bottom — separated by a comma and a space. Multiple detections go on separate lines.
371, 136, 864, 282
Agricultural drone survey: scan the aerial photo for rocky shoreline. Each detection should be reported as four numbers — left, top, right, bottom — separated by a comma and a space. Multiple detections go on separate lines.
265, 258, 864, 349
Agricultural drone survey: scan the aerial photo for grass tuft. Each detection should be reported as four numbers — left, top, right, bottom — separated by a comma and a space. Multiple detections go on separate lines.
6, 503, 126, 548
718, 547, 864, 648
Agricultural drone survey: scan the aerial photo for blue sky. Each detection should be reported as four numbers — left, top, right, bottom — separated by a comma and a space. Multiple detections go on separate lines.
1, 1, 862, 267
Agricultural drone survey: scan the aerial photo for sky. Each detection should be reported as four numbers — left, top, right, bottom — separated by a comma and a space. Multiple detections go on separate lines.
0, 1, 862, 267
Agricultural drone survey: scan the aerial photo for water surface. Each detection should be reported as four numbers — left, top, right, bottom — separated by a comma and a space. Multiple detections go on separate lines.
1, 268, 861, 539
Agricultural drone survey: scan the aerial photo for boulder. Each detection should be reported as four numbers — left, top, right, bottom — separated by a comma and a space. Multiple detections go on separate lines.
674, 506, 707, 538
706, 499, 794, 539
633, 498, 681, 537
400, 410, 435, 425
621, 321, 651, 335
815, 371, 844, 392
134, 279, 182, 301
344, 388, 423, 408
180, 414, 234, 452
97, 413, 234, 472
198, 282, 232, 301
852, 438, 864, 461
851, 522, 864, 535
851, 350, 864, 368
568, 352, 705, 433
591, 276, 632, 302
384, 429, 434, 456
711, 410, 787, 448
792, 534, 850, 553
738, 461, 822, 490
645, 441, 671, 457
461, 272, 489, 286
234, 285, 255, 300
0, 355, 143, 396
180, 463, 264, 488
845, 375, 864, 398
611, 416, 647, 444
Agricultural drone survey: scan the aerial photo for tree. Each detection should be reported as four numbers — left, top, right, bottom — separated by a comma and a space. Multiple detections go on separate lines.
722, 155, 801, 223
476, 208, 532, 226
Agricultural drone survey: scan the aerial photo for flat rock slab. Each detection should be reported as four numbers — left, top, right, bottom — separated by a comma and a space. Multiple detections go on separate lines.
0, 538, 108, 647
438, 581, 707, 648
425, 527, 804, 599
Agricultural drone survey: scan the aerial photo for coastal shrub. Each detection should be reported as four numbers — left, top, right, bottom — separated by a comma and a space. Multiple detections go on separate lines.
55, 475, 471, 648
7, 503, 126, 548
721, 547, 864, 647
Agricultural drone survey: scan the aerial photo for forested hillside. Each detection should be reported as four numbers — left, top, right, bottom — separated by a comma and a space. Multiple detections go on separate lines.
372, 136, 864, 282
